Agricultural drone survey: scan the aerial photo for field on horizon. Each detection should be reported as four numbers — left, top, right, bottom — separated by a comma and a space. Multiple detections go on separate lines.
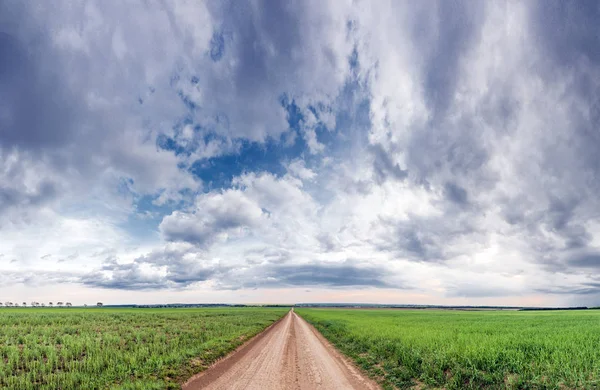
296, 308, 600, 389
0, 307, 287, 389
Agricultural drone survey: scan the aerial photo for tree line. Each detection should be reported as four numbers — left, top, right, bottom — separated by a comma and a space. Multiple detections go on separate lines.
0, 302, 104, 307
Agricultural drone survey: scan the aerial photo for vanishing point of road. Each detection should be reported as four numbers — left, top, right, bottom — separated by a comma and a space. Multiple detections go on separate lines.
184, 309, 380, 390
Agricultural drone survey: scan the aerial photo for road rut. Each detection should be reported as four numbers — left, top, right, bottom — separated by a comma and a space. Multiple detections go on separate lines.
184, 309, 380, 390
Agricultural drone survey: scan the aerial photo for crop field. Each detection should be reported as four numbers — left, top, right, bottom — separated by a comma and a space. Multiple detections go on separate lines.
0, 307, 287, 389
296, 308, 600, 389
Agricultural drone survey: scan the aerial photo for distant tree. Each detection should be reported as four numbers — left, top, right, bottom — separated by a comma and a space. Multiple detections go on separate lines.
41, 303, 45, 307
84, 304, 88, 307
14, 303, 18, 307
57, 301, 63, 307
97, 302, 103, 307
22, 302, 26, 307
66, 302, 72, 307
0, 303, 3, 307
49, 302, 53, 307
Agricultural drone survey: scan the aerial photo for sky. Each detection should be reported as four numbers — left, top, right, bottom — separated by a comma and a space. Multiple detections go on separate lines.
1, 1, 599, 306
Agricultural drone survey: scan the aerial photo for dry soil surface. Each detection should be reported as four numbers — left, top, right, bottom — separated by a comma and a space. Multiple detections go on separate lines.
184, 309, 380, 390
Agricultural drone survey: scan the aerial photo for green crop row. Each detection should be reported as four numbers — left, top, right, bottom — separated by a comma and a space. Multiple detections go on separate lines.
296, 308, 600, 389
0, 307, 287, 389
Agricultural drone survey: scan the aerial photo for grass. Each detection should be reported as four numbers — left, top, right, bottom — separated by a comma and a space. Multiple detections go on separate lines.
0, 307, 287, 389
296, 308, 600, 389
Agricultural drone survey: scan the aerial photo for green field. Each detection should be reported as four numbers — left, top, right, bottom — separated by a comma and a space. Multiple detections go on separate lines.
296, 308, 600, 389
0, 307, 287, 389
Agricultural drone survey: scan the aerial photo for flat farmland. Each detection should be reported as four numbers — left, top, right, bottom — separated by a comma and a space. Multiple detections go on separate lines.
0, 307, 287, 389
296, 308, 600, 389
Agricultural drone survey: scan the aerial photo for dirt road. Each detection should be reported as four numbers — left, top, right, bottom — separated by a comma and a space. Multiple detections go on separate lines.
184, 309, 380, 390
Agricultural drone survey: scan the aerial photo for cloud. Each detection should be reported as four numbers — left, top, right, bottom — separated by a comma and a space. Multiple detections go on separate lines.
565, 251, 600, 269
78, 243, 394, 291
444, 182, 469, 206
0, 0, 200, 228
81, 262, 171, 291
287, 160, 317, 181
447, 284, 519, 299
0, 270, 79, 286
220, 261, 395, 290
79, 245, 224, 290
160, 189, 265, 246
2, 0, 600, 306
371, 144, 409, 183
0, 30, 80, 151
0, 151, 60, 221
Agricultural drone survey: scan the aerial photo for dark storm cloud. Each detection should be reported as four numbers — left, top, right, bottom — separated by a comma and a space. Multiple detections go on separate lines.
190, 0, 351, 140
138, 248, 230, 285
447, 284, 517, 298
159, 221, 214, 247
0, 180, 58, 216
418, 1, 486, 117
0, 3, 121, 219
1, 264, 215, 291
531, 1, 600, 69
0, 31, 79, 151
402, 230, 430, 258
371, 144, 409, 183
373, 214, 478, 263
77, 247, 395, 291
373, 2, 491, 188
9, 260, 392, 292
221, 261, 395, 290
566, 252, 600, 269
444, 182, 469, 205
546, 197, 580, 232
536, 282, 600, 296
0, 2, 214, 224
530, 1, 600, 193
365, 0, 600, 287
403, 118, 492, 188
522, 197, 597, 273
375, 223, 443, 262
316, 233, 338, 253
211, 1, 298, 96
273, 263, 390, 288
79, 247, 230, 290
